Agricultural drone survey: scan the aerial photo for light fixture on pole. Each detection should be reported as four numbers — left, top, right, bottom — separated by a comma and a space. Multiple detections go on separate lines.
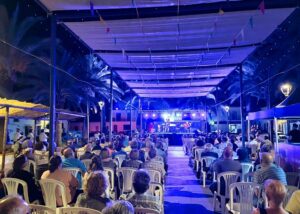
280, 83, 292, 97
224, 106, 230, 131
98, 101, 105, 132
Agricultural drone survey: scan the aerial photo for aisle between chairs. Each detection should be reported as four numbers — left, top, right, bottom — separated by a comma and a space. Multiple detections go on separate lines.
164, 147, 214, 214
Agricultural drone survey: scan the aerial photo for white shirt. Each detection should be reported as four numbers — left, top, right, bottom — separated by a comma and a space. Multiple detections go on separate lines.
39, 132, 48, 142
13, 131, 21, 142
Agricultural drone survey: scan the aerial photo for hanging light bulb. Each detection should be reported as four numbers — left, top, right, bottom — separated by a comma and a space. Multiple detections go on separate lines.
280, 83, 292, 97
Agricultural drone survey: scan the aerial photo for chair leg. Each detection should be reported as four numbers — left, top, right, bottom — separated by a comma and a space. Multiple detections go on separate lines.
213, 192, 216, 211
203, 172, 206, 188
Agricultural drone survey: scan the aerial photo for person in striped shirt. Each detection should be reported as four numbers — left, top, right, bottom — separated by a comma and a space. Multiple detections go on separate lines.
253, 153, 287, 185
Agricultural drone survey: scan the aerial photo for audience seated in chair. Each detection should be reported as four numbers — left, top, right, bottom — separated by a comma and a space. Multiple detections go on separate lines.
0, 195, 29, 214
253, 153, 287, 185
62, 148, 87, 186
76, 172, 112, 211
112, 141, 127, 159
142, 148, 165, 177
101, 148, 117, 171
127, 170, 161, 212
252, 179, 288, 214
79, 144, 95, 160
209, 147, 242, 194
236, 147, 251, 163
285, 190, 300, 214
121, 149, 142, 169
102, 200, 134, 214
41, 155, 79, 206
6, 155, 43, 203
201, 143, 218, 159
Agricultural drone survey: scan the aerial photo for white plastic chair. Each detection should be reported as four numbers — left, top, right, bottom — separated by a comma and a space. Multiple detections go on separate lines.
226, 182, 260, 214
63, 167, 81, 178
117, 167, 137, 195
213, 171, 241, 213
76, 150, 85, 158
144, 160, 165, 177
240, 163, 253, 182
147, 182, 164, 207
114, 154, 127, 168
194, 148, 204, 172
24, 159, 37, 177
146, 169, 162, 184
56, 207, 102, 214
39, 179, 68, 209
200, 156, 216, 187
34, 151, 49, 165
135, 207, 160, 214
81, 159, 92, 171
29, 204, 55, 214
153, 155, 164, 163
103, 167, 116, 200
1, 178, 30, 203
92, 150, 101, 156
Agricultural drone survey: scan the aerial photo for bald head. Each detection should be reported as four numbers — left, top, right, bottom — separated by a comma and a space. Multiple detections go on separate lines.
0, 195, 29, 214
63, 148, 74, 158
261, 152, 273, 166
223, 147, 233, 159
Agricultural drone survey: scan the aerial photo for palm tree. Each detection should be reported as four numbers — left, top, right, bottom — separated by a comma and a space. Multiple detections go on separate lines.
0, 4, 50, 98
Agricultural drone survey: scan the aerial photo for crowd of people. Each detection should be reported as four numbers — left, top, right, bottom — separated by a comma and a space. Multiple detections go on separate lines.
187, 130, 300, 214
0, 131, 168, 213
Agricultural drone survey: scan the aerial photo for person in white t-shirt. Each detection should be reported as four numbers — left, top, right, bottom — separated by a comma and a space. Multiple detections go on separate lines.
39, 129, 48, 142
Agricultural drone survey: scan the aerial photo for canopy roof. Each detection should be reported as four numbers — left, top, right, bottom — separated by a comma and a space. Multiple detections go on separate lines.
36, 0, 295, 98
0, 98, 85, 120
247, 103, 300, 120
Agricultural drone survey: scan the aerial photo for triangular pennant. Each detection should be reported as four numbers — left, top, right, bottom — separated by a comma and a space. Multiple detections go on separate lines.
259, 1, 265, 14
228, 47, 231, 56
99, 16, 105, 24
126, 55, 129, 62
249, 16, 254, 29
122, 49, 125, 58
90, 1, 94, 16
177, 23, 180, 35
106, 27, 110, 33
219, 8, 224, 15
114, 37, 117, 44
233, 38, 237, 46
214, 21, 217, 29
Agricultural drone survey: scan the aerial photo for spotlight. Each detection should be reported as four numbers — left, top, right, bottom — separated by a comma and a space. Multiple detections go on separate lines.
176, 113, 182, 117
224, 106, 230, 113
144, 113, 149, 118
152, 113, 156, 117
192, 113, 196, 117
201, 113, 205, 117
280, 83, 292, 97
183, 113, 187, 117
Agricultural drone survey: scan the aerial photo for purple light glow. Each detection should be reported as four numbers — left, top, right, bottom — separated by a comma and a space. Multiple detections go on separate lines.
152, 113, 156, 117
201, 113, 205, 117
192, 113, 196, 117
144, 113, 149, 118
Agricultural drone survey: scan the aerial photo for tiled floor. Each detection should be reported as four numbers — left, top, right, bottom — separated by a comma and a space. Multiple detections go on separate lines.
164, 147, 214, 214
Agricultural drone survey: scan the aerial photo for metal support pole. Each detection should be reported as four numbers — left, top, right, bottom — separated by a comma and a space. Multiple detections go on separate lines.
239, 64, 246, 147
130, 95, 133, 137
33, 119, 37, 146
139, 98, 143, 135
109, 71, 113, 142
1, 107, 9, 171
49, 14, 57, 157
247, 118, 251, 143
86, 100, 90, 142
274, 117, 279, 153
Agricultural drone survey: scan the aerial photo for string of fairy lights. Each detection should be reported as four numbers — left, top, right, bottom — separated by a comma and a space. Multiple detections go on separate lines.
2, 1, 300, 113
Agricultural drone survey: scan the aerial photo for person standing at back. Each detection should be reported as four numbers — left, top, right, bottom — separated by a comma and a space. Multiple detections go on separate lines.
288, 123, 300, 143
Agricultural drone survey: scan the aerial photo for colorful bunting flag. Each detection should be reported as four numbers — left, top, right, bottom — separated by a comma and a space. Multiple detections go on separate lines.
114, 37, 117, 44
249, 16, 254, 29
90, 1, 94, 16
106, 27, 110, 33
233, 38, 237, 46
219, 8, 224, 15
240, 29, 245, 40
228, 47, 231, 56
177, 23, 180, 35
259, 1, 265, 14
122, 49, 125, 58
99, 16, 105, 24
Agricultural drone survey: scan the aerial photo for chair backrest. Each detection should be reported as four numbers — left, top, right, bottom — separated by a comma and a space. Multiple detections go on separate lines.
117, 167, 137, 194
146, 169, 162, 184
241, 163, 254, 181
92, 150, 101, 156
147, 182, 164, 206
56, 207, 102, 214
195, 148, 204, 161
76, 150, 85, 158
34, 151, 49, 165
115, 154, 127, 168
29, 204, 55, 214
39, 179, 68, 208
103, 167, 115, 192
1, 178, 30, 203
283, 185, 298, 207
153, 155, 164, 162
286, 172, 300, 187
217, 171, 241, 198
81, 159, 92, 170
228, 182, 260, 214
200, 156, 216, 173
135, 207, 160, 214
24, 159, 36, 177
63, 167, 81, 178
144, 160, 165, 175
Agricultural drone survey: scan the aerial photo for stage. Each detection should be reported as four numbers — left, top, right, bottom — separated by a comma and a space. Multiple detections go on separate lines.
152, 132, 194, 146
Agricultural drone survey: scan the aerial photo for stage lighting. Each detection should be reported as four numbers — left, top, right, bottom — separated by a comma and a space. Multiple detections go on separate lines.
183, 113, 187, 117
192, 113, 196, 117
152, 113, 156, 117
176, 112, 182, 117
201, 113, 205, 117
144, 113, 149, 118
